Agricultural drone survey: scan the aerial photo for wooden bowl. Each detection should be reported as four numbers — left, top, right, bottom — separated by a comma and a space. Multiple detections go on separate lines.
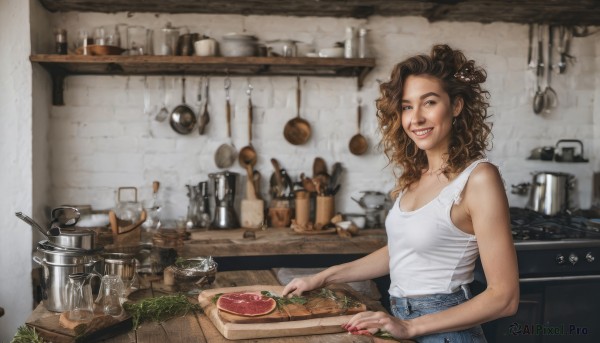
76, 45, 125, 56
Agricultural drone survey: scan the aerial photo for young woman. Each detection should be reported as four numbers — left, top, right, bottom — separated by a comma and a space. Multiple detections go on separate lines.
283, 45, 519, 342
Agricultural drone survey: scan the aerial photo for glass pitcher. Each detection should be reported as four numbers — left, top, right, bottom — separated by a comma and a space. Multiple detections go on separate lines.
95, 274, 125, 317
64, 272, 100, 322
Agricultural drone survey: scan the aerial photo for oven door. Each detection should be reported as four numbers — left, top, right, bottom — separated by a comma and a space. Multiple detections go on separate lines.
475, 275, 600, 343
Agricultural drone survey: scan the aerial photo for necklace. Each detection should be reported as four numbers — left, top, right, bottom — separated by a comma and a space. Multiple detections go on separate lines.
425, 164, 446, 176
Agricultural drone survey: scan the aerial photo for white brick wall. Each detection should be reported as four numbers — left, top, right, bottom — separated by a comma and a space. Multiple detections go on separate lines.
42, 12, 598, 219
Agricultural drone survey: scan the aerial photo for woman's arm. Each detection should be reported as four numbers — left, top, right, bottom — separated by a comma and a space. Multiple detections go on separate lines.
347, 163, 520, 338
282, 246, 390, 296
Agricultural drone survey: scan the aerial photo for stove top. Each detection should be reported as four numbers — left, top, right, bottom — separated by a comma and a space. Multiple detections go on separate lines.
510, 207, 600, 249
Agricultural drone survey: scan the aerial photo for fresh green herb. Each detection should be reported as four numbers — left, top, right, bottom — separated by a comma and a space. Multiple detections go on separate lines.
11, 325, 46, 343
309, 288, 361, 313
260, 290, 307, 309
211, 293, 224, 304
374, 330, 397, 340
123, 294, 202, 329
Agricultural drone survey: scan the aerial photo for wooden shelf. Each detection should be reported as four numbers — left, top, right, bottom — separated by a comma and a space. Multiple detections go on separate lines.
30, 54, 375, 105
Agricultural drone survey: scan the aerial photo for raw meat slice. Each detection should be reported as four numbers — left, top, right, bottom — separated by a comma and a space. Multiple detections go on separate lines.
216, 292, 277, 317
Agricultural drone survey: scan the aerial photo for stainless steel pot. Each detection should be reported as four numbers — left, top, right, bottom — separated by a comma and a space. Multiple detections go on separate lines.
527, 171, 575, 215
102, 252, 137, 287
33, 244, 101, 312
49, 227, 96, 250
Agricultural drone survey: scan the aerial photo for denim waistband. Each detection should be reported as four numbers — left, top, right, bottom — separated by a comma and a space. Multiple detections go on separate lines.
390, 284, 472, 310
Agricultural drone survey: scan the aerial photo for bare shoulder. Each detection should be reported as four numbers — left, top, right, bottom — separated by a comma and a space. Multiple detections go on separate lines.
462, 162, 507, 214
466, 162, 503, 190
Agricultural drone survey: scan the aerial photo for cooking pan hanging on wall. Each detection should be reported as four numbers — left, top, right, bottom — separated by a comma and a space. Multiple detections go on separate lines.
283, 76, 311, 145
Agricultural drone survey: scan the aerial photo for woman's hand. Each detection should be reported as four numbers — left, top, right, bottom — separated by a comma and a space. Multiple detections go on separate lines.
282, 274, 323, 297
343, 310, 413, 339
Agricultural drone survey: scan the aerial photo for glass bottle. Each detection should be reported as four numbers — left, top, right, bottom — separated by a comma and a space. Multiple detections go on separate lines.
54, 28, 68, 55
358, 28, 369, 58
344, 26, 356, 58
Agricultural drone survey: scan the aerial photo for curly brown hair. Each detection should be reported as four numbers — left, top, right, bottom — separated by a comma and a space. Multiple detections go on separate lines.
376, 44, 492, 197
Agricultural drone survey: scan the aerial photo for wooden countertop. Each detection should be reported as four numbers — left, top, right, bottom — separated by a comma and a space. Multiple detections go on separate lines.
183, 228, 387, 257
25, 270, 402, 343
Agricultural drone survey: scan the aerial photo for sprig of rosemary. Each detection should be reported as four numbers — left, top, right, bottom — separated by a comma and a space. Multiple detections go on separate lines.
310, 288, 361, 313
260, 290, 308, 309
11, 325, 46, 343
211, 293, 224, 304
123, 294, 202, 329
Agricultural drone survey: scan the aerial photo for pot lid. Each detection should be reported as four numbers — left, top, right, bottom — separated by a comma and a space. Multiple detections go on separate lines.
37, 240, 102, 255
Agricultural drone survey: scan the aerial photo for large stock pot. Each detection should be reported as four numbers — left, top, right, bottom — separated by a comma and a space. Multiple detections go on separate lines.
33, 243, 102, 312
527, 171, 575, 216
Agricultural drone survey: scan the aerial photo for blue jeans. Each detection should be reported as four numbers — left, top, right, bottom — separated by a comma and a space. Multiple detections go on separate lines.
389, 285, 487, 343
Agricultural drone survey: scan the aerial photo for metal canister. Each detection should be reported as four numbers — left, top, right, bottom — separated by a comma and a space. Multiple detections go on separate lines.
102, 252, 137, 288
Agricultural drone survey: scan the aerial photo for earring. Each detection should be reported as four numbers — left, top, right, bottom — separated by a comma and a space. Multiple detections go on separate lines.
452, 118, 457, 125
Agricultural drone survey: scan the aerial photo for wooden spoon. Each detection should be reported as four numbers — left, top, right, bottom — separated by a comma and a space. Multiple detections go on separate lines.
312, 157, 327, 178
270, 158, 285, 198
349, 103, 368, 155
239, 83, 257, 168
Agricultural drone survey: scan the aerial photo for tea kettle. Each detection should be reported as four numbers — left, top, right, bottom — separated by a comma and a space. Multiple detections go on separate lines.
351, 191, 390, 228
351, 191, 389, 210
109, 187, 147, 238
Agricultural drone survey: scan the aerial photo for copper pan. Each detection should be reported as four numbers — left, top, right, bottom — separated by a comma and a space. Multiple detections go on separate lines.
283, 76, 311, 145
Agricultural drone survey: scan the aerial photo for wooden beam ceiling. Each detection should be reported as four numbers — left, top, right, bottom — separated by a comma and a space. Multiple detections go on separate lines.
38, 0, 600, 26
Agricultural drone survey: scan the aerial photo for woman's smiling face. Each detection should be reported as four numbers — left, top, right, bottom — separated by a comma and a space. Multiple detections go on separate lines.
400, 74, 461, 153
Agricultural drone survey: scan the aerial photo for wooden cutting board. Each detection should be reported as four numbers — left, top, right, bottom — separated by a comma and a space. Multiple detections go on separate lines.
26, 305, 132, 343
198, 284, 368, 340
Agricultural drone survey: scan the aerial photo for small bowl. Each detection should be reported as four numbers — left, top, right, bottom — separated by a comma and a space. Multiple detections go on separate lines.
171, 257, 218, 288
318, 47, 344, 58
221, 33, 257, 57
343, 213, 366, 229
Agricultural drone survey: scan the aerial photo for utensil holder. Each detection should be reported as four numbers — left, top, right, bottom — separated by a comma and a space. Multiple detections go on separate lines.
269, 207, 292, 228
295, 191, 310, 227
315, 195, 335, 230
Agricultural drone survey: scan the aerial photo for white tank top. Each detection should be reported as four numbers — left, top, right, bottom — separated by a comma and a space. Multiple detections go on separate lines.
386, 159, 489, 297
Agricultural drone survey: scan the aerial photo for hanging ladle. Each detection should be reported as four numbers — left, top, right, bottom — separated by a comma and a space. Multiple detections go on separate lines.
542, 25, 558, 112
239, 79, 257, 169
533, 24, 546, 115
214, 76, 237, 168
198, 76, 210, 135
349, 99, 368, 155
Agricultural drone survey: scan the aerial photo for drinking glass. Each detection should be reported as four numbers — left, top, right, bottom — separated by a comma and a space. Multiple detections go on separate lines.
95, 274, 125, 317
127, 25, 150, 55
